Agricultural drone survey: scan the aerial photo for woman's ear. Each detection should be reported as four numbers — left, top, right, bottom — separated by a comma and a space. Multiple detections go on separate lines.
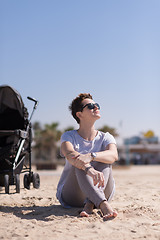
76, 111, 82, 120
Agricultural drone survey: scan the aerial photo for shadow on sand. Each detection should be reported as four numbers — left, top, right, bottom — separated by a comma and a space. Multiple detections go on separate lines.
0, 204, 82, 221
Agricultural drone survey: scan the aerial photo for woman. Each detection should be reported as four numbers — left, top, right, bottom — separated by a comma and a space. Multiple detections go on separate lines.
56, 93, 118, 220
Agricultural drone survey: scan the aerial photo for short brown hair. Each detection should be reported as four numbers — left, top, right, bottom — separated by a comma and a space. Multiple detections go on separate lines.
69, 93, 93, 123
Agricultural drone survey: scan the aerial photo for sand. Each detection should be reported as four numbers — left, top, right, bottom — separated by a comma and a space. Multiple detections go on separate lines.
0, 165, 160, 240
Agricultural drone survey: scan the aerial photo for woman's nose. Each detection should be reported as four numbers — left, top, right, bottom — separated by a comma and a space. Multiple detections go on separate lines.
94, 104, 98, 110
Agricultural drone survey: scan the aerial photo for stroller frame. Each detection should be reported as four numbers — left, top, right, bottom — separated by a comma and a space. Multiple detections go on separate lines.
0, 85, 40, 194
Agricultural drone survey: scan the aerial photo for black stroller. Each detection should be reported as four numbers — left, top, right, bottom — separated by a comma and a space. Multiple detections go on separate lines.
0, 85, 40, 194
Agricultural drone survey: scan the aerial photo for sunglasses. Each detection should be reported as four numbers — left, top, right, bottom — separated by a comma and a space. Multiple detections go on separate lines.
81, 103, 100, 111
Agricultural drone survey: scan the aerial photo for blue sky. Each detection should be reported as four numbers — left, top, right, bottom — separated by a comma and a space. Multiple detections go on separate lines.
0, 0, 160, 139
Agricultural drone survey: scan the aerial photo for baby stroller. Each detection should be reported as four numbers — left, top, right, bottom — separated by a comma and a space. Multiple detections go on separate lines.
0, 85, 40, 194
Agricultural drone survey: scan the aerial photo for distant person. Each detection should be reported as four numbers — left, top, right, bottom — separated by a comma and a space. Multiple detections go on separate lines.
56, 93, 118, 220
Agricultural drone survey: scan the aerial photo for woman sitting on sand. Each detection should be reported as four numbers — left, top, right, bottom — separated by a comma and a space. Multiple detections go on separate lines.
56, 93, 118, 220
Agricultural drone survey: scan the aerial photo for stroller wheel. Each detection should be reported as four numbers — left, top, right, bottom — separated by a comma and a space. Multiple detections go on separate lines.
15, 174, 20, 193
24, 173, 30, 190
4, 175, 9, 194
33, 173, 40, 189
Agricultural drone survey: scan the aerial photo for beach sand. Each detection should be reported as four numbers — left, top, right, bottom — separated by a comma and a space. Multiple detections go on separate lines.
0, 165, 160, 240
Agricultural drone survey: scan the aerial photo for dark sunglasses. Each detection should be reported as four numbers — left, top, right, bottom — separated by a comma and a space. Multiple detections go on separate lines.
81, 103, 100, 111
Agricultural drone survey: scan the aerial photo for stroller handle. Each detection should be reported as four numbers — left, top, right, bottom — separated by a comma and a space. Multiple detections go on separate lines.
27, 96, 39, 122
27, 96, 38, 108
27, 96, 38, 103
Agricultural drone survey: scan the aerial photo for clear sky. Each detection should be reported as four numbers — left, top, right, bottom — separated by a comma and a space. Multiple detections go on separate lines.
0, 0, 160, 139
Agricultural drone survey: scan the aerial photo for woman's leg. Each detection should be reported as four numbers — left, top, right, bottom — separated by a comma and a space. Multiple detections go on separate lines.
95, 163, 117, 219
75, 162, 117, 219
61, 163, 117, 218
103, 164, 115, 201
61, 166, 95, 216
76, 162, 115, 208
62, 163, 114, 207
61, 166, 86, 207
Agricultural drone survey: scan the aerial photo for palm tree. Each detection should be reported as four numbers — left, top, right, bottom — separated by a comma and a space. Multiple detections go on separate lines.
98, 125, 118, 137
33, 122, 62, 169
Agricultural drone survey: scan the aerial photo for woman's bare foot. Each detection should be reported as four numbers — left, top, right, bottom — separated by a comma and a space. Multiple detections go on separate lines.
80, 201, 94, 217
100, 200, 117, 220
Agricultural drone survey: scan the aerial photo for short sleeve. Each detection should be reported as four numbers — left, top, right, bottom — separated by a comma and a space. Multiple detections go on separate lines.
61, 131, 73, 144
60, 131, 74, 157
103, 132, 116, 149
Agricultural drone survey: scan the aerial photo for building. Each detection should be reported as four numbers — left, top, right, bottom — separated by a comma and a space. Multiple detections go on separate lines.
117, 136, 160, 165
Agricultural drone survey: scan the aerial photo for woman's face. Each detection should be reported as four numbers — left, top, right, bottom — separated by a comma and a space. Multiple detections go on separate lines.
80, 98, 101, 123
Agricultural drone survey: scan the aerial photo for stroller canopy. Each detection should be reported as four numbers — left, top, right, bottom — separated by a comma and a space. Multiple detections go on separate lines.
0, 85, 28, 130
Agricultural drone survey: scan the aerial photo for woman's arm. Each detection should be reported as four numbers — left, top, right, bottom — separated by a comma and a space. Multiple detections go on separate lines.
61, 141, 92, 170
61, 141, 105, 188
61, 141, 118, 167
61, 141, 118, 188
71, 143, 118, 166
93, 143, 118, 164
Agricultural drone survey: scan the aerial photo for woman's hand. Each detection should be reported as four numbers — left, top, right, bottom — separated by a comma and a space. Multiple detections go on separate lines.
72, 153, 92, 169
72, 154, 104, 187
87, 167, 104, 188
